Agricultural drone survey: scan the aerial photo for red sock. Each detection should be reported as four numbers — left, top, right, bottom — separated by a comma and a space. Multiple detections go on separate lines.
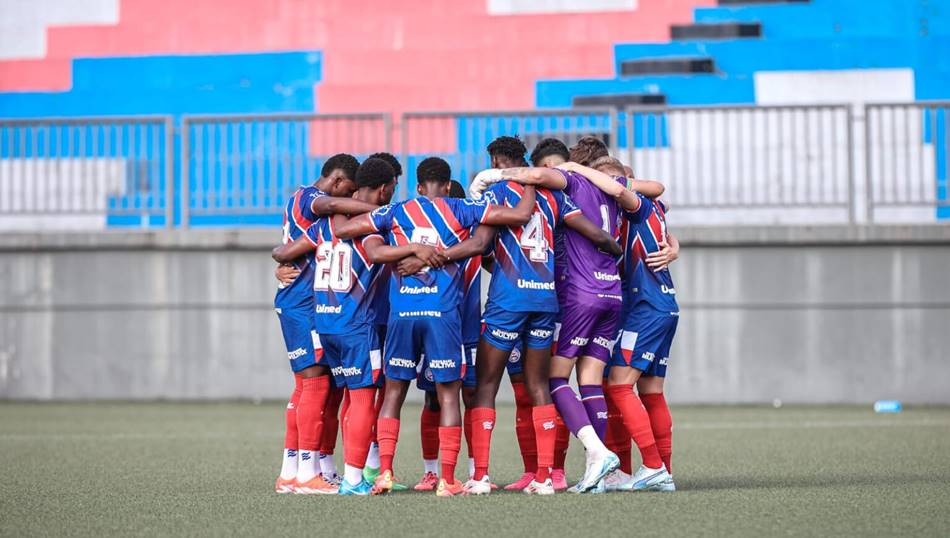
470, 407, 495, 480
319, 385, 344, 455
297, 376, 330, 451
554, 415, 570, 470
512, 382, 538, 474
641, 393, 673, 473
343, 388, 375, 468
603, 383, 633, 474
284, 374, 303, 449
463, 408, 473, 459
376, 416, 400, 473
532, 404, 557, 482
420, 407, 441, 461
339, 388, 351, 440
371, 387, 385, 443
606, 384, 663, 469
439, 426, 462, 482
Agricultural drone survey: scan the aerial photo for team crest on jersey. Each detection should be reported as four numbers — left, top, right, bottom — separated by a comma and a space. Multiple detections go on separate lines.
370, 204, 395, 219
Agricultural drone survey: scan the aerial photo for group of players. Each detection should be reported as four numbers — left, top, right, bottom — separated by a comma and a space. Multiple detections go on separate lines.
270, 134, 680, 496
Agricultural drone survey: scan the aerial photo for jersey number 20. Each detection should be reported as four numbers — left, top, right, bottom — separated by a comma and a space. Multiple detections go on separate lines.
314, 242, 353, 292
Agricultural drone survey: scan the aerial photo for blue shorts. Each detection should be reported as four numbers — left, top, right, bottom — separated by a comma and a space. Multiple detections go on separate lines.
481, 302, 558, 352
318, 324, 382, 390
609, 304, 678, 378
505, 343, 525, 376
417, 343, 477, 392
275, 305, 321, 373
385, 310, 464, 384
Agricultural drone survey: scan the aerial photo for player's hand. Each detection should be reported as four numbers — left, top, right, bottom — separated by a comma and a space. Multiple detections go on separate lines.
275, 263, 301, 285
396, 256, 427, 276
646, 240, 679, 272
411, 244, 446, 269
469, 169, 503, 200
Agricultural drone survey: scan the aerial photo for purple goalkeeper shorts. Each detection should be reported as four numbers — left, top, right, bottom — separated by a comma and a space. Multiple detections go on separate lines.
554, 294, 621, 362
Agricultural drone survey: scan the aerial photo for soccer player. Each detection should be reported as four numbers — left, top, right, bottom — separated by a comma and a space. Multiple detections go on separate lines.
464, 138, 623, 495
272, 157, 447, 495
272, 153, 359, 495
331, 157, 536, 496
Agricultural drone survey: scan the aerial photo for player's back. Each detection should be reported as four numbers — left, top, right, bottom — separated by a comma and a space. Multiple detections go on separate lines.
307, 217, 385, 333
275, 185, 326, 308
555, 169, 623, 301
485, 181, 580, 312
619, 196, 677, 314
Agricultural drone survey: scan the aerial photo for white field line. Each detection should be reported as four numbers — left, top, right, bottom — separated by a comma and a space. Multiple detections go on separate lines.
0, 418, 948, 441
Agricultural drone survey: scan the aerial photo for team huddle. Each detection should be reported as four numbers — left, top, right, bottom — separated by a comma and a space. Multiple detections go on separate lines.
270, 135, 680, 496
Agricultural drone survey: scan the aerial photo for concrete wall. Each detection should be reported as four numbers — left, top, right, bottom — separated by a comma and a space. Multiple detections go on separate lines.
2, 225, 949, 403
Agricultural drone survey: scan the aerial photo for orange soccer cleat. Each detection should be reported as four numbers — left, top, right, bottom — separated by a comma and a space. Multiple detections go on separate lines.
435, 478, 464, 497
294, 475, 338, 495
371, 470, 395, 495
275, 476, 297, 494
413, 471, 439, 491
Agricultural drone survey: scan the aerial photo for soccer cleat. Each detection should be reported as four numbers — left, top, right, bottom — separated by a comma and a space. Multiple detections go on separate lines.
436, 478, 464, 497
504, 472, 535, 491
523, 478, 556, 495
603, 469, 633, 492
551, 469, 568, 491
629, 465, 671, 491
572, 451, 620, 493
413, 471, 439, 491
323, 473, 342, 487
371, 470, 395, 495
392, 482, 410, 491
275, 476, 297, 494
462, 475, 492, 496
339, 479, 373, 496
651, 475, 676, 492
295, 475, 339, 495
362, 466, 380, 484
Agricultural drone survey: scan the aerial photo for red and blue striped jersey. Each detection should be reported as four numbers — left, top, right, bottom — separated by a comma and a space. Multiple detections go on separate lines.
305, 217, 386, 333
484, 182, 581, 313
275, 185, 327, 308
460, 243, 482, 345
619, 195, 678, 313
365, 196, 493, 315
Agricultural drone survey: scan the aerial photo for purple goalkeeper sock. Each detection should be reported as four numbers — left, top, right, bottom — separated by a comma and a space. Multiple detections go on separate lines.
579, 385, 608, 440
550, 378, 592, 436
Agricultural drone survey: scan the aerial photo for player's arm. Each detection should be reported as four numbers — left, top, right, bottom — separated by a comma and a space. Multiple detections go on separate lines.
362, 236, 446, 268
470, 168, 566, 198
564, 213, 622, 257
440, 225, 496, 263
481, 185, 536, 226
312, 196, 378, 216
626, 178, 665, 200
332, 214, 378, 239
557, 162, 642, 212
271, 234, 315, 264
645, 232, 680, 272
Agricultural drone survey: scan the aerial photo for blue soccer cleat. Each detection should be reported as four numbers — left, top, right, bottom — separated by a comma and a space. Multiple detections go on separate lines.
629, 465, 671, 491
339, 478, 373, 496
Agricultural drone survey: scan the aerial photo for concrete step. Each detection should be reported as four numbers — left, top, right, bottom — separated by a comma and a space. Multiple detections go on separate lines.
671, 22, 762, 40
620, 57, 715, 76
572, 93, 666, 108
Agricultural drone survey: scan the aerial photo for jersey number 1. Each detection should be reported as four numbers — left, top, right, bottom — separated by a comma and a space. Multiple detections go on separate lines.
314, 242, 353, 292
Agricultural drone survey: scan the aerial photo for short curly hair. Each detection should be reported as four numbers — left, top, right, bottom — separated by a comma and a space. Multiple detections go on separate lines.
448, 180, 466, 199
355, 157, 395, 189
568, 136, 609, 166
487, 135, 527, 163
321, 153, 359, 179
368, 152, 403, 177
530, 138, 569, 166
417, 157, 452, 184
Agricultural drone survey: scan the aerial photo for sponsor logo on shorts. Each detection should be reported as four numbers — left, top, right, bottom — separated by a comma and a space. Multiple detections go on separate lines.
594, 271, 621, 282
529, 328, 553, 339
428, 359, 456, 369
661, 285, 677, 295
593, 336, 614, 349
659, 357, 669, 366
517, 278, 555, 290
332, 366, 363, 377
287, 348, 308, 361
542, 420, 555, 431
398, 310, 442, 318
569, 337, 589, 346
400, 285, 439, 294
315, 304, 343, 314
481, 421, 494, 430
491, 328, 520, 340
389, 357, 416, 368
641, 352, 655, 363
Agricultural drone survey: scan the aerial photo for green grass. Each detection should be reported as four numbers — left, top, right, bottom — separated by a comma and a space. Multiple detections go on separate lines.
1, 403, 949, 537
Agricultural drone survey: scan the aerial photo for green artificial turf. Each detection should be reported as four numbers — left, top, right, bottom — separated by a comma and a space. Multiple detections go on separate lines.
2, 402, 948, 537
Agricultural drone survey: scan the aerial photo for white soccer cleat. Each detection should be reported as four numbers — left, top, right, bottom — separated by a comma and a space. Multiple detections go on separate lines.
629, 465, 671, 491
523, 478, 556, 495
572, 451, 620, 493
603, 469, 633, 492
462, 475, 492, 496
651, 475, 676, 492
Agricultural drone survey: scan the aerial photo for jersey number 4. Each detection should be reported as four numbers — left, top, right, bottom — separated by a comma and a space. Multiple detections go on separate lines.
520, 213, 548, 262
314, 242, 353, 292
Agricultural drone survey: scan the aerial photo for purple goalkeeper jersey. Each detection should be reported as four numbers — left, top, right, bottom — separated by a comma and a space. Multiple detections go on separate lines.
554, 169, 623, 303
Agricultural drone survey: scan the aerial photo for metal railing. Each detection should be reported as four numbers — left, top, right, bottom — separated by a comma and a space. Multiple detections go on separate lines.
624, 104, 855, 221
180, 113, 391, 228
0, 116, 173, 226
865, 101, 949, 221
400, 109, 616, 200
